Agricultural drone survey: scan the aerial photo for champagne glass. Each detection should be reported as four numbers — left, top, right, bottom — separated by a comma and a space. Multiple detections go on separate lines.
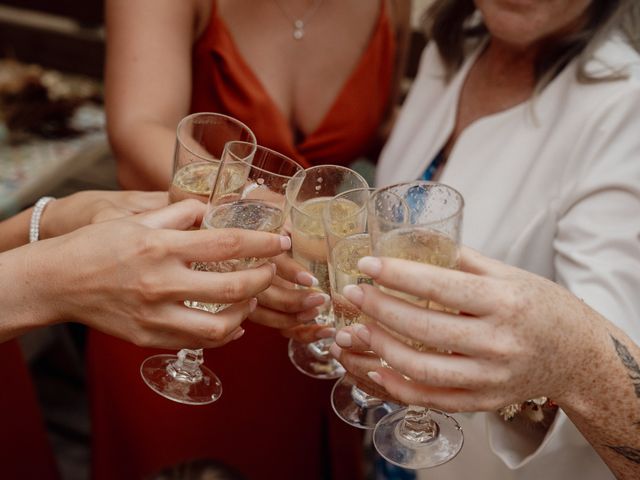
140, 113, 256, 405
168, 112, 256, 203
286, 165, 369, 379
323, 187, 397, 428
368, 181, 465, 469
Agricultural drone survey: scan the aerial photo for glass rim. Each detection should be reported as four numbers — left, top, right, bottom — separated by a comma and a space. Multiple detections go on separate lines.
176, 112, 257, 163
322, 187, 375, 233
368, 180, 465, 228
223, 140, 305, 180
286, 165, 369, 219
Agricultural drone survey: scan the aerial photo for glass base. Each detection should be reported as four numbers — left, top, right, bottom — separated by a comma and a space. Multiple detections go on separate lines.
140, 354, 222, 405
373, 408, 463, 469
288, 338, 345, 379
331, 376, 396, 429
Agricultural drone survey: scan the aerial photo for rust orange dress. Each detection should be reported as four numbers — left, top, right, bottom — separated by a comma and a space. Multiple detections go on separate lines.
88, 2, 395, 479
0, 340, 59, 479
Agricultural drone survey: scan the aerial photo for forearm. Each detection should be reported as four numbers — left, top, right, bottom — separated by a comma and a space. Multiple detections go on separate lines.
0, 244, 57, 342
110, 121, 176, 191
561, 323, 640, 479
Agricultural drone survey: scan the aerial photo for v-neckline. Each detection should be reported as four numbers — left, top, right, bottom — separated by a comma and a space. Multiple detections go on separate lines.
212, 0, 385, 149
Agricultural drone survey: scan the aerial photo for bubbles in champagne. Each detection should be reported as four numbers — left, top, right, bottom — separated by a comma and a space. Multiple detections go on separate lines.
376, 228, 458, 269
187, 200, 284, 314
169, 162, 219, 203
329, 234, 372, 330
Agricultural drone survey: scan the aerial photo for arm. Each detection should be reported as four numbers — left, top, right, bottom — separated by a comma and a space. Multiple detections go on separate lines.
0, 200, 290, 347
0, 191, 168, 252
105, 0, 200, 190
331, 250, 640, 479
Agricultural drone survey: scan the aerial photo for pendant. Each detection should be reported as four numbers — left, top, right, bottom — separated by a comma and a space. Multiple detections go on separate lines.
293, 19, 304, 40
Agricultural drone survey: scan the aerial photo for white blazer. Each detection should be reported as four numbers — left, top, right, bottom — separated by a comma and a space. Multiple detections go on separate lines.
377, 33, 640, 480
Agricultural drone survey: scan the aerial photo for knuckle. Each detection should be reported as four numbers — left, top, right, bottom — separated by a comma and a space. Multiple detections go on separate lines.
220, 278, 248, 301
215, 231, 244, 258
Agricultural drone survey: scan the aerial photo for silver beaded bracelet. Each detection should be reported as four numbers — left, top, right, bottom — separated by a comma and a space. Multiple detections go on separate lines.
29, 196, 55, 243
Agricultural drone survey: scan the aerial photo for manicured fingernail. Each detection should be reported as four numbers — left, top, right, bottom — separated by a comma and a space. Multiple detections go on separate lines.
303, 293, 330, 309
353, 324, 371, 345
367, 371, 383, 385
249, 298, 258, 313
329, 342, 342, 359
316, 328, 336, 339
335, 330, 352, 348
296, 271, 319, 287
232, 328, 245, 341
358, 256, 382, 277
343, 285, 364, 307
280, 235, 292, 250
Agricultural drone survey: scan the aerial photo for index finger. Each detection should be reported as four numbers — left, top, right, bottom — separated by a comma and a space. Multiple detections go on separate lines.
357, 256, 497, 316
165, 228, 291, 263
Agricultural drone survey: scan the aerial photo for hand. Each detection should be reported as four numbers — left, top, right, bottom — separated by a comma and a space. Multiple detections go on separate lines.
40, 190, 168, 239
247, 252, 334, 342
29, 200, 291, 350
331, 247, 604, 412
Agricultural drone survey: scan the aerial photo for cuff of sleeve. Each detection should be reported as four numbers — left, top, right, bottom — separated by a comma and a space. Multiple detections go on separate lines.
486, 409, 566, 469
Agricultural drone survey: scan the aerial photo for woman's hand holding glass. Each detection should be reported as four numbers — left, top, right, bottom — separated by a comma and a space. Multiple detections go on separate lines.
334, 246, 603, 415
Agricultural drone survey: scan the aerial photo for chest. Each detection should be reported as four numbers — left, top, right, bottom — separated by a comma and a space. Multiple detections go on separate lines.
213, 0, 382, 136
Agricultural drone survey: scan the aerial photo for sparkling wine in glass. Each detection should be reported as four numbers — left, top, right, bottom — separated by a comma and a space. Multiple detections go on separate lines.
168, 112, 256, 203
286, 166, 368, 379
140, 112, 256, 405
368, 181, 465, 469
324, 188, 397, 428
189, 141, 305, 315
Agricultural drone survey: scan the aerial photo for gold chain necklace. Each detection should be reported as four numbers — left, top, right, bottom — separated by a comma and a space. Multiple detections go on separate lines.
271, 0, 323, 40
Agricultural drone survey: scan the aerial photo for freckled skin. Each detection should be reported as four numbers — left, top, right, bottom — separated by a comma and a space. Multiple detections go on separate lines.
334, 247, 640, 480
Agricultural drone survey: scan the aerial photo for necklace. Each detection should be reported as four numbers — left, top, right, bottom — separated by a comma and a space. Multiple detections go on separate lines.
271, 0, 323, 40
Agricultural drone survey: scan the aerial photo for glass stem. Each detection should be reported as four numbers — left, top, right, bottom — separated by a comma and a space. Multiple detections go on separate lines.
168, 348, 204, 383
398, 405, 439, 444
351, 384, 383, 408
308, 338, 332, 360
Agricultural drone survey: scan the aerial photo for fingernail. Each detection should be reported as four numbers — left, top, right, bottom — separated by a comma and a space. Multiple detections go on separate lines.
343, 285, 364, 307
303, 293, 330, 309
232, 328, 245, 341
316, 328, 336, 339
367, 371, 383, 385
270, 263, 277, 275
280, 235, 292, 250
335, 330, 352, 348
329, 342, 342, 359
358, 256, 382, 277
295, 308, 318, 322
249, 298, 258, 313
353, 324, 371, 345
296, 271, 319, 287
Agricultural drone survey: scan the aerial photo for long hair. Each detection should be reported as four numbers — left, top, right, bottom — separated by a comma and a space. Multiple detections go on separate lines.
423, 0, 640, 88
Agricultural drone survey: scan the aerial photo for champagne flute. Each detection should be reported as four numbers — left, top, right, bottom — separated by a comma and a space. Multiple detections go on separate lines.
286, 165, 369, 379
140, 112, 256, 405
168, 112, 256, 203
323, 187, 397, 428
368, 181, 465, 469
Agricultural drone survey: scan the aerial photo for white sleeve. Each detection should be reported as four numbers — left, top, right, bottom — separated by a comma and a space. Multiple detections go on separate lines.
487, 85, 640, 472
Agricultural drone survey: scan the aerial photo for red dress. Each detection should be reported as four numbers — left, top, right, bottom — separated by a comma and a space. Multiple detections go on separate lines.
88, 2, 395, 479
0, 340, 59, 479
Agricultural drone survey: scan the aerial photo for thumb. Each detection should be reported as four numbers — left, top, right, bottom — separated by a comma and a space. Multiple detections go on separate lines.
133, 200, 207, 230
